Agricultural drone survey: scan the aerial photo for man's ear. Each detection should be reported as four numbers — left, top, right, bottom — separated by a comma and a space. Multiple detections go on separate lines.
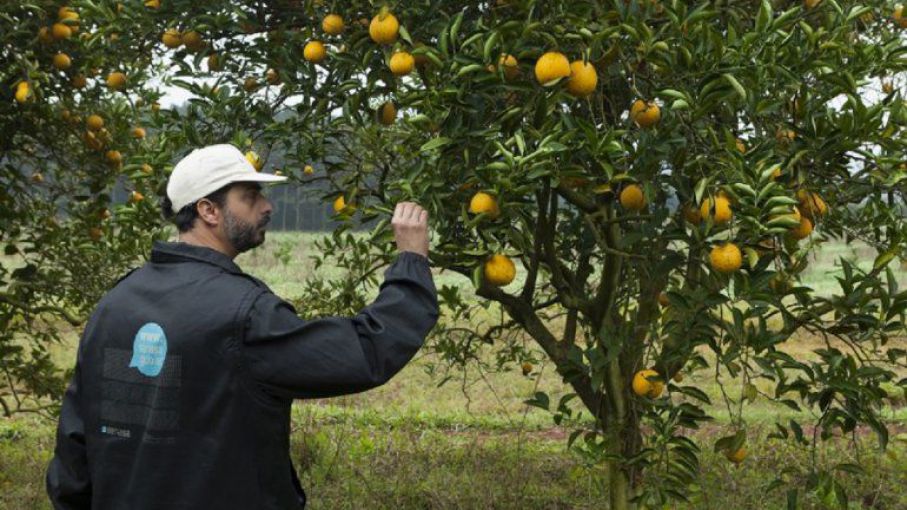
195, 198, 222, 227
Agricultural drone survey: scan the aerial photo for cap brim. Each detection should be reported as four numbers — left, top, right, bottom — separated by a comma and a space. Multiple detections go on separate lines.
235, 174, 289, 184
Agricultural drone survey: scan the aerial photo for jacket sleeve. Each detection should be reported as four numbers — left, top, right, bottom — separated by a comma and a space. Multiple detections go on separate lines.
241, 251, 440, 400
46, 333, 92, 509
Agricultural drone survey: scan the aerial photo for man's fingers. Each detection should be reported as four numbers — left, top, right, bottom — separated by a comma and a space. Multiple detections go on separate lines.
408, 204, 422, 222
391, 202, 428, 225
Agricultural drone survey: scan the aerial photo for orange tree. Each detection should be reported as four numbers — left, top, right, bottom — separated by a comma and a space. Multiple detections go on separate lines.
1, 0, 174, 416
264, 2, 907, 507
4, 0, 907, 507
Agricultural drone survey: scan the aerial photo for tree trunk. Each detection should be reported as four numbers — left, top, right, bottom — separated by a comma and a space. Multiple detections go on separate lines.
607, 452, 633, 510
604, 357, 641, 510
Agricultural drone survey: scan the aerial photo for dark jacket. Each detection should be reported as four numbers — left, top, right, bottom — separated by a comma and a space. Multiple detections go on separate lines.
46, 240, 439, 509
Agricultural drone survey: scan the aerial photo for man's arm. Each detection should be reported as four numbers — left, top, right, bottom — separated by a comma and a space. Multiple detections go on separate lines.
241, 202, 438, 400
241, 250, 439, 399
46, 341, 92, 509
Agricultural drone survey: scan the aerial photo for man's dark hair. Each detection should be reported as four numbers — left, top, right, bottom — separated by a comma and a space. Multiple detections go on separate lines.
160, 184, 233, 233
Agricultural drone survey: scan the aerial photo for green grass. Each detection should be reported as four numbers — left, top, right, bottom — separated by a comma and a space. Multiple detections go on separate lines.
3, 231, 907, 509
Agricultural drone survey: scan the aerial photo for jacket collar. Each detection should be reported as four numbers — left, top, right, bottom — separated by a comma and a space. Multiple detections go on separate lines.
151, 240, 244, 275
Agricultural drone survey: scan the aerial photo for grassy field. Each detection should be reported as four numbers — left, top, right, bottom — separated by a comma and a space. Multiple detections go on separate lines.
2, 231, 906, 509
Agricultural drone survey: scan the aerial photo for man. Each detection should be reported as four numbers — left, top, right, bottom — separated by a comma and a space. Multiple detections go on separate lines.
46, 144, 439, 509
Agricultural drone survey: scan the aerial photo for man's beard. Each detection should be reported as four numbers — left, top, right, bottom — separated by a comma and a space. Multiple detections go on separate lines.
223, 207, 269, 254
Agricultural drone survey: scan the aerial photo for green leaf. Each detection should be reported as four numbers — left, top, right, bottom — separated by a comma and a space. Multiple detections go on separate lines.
756, 0, 772, 32
722, 73, 747, 101
449, 10, 465, 47
524, 391, 550, 411
472, 263, 484, 290
671, 99, 690, 110
732, 183, 756, 197
694, 178, 709, 204
419, 137, 451, 152
744, 248, 760, 270
482, 31, 499, 63
658, 88, 688, 101
455, 64, 485, 78
398, 24, 413, 45
873, 250, 897, 270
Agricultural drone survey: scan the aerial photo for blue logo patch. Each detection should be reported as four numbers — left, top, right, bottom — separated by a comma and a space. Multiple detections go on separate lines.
129, 322, 168, 377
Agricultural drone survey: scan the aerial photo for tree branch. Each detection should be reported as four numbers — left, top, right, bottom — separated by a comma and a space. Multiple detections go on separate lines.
0, 293, 83, 326
476, 283, 601, 415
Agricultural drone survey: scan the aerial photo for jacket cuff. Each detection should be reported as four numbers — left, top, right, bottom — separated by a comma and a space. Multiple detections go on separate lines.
396, 251, 429, 265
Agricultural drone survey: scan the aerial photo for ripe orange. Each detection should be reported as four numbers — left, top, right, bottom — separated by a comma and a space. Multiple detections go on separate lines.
632, 369, 664, 398
106, 150, 123, 165
700, 195, 733, 224
106, 72, 127, 90
894, 4, 907, 28
129, 191, 145, 203
86, 114, 104, 131
304, 41, 327, 63
468, 192, 500, 219
131, 127, 146, 139
182, 31, 205, 52
775, 127, 796, 144
709, 243, 743, 274
243, 77, 259, 92
796, 190, 828, 218
521, 362, 533, 376
630, 99, 661, 128
51, 23, 72, 40
378, 101, 396, 125
83, 130, 105, 150
657, 292, 670, 307
71, 74, 87, 88
303, 165, 315, 175
322, 14, 344, 35
15, 82, 31, 103
496, 54, 519, 80
484, 254, 516, 286
619, 184, 646, 211
38, 27, 54, 44
207, 54, 223, 71
534, 51, 570, 85
53, 53, 72, 70
333, 195, 355, 214
725, 447, 747, 464
789, 216, 813, 240
162, 28, 182, 48
683, 203, 702, 224
369, 12, 399, 44
565, 60, 598, 97
245, 151, 263, 171
389, 51, 415, 76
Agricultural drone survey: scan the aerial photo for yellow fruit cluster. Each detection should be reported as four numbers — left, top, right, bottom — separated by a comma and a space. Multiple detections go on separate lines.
533, 51, 598, 98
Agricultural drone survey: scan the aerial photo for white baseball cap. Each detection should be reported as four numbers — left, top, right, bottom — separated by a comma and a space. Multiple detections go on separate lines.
166, 144, 287, 214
